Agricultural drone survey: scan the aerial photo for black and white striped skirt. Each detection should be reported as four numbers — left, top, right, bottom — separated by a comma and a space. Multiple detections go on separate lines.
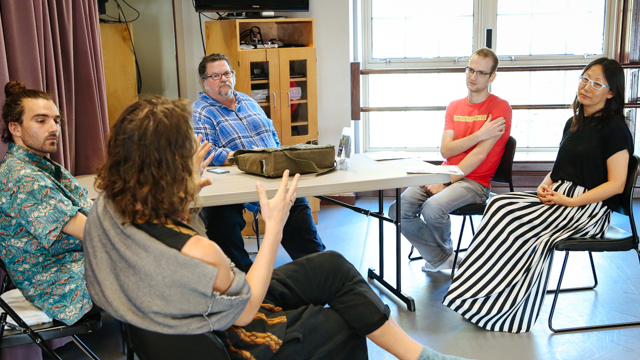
442, 181, 611, 333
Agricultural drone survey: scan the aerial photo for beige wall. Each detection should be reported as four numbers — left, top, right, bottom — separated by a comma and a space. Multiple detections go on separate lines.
104, 0, 179, 97
288, 0, 352, 146
173, 0, 204, 101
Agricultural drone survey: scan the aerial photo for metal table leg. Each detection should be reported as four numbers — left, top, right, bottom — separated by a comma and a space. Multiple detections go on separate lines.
317, 190, 416, 311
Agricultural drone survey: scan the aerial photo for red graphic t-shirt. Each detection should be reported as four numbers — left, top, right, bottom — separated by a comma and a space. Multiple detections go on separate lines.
442, 94, 512, 187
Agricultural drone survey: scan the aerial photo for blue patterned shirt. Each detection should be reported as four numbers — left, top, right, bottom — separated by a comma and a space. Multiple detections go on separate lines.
0, 143, 93, 325
192, 91, 280, 166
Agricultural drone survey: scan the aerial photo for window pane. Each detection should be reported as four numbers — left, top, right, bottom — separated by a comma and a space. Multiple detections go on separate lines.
629, 109, 640, 156
368, 111, 445, 149
371, 0, 473, 59
490, 70, 582, 105
368, 73, 466, 107
371, 19, 406, 59
511, 109, 573, 148
497, 0, 605, 56
367, 108, 576, 149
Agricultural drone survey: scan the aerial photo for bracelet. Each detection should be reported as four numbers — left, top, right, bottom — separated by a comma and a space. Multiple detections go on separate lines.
444, 181, 453, 187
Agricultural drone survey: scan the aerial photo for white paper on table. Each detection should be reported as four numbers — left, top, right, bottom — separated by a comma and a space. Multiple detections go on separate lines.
405, 163, 463, 175
364, 151, 414, 161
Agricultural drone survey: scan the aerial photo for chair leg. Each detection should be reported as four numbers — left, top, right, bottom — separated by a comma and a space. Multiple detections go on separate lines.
122, 321, 135, 360
548, 250, 570, 332
408, 245, 422, 261
456, 216, 475, 253
0, 299, 61, 359
547, 251, 640, 333
0, 312, 6, 360
121, 321, 127, 355
451, 215, 467, 278
253, 212, 260, 250
33, 337, 62, 359
458, 215, 467, 249
70, 335, 101, 360
451, 215, 480, 278
546, 251, 597, 294
409, 214, 476, 266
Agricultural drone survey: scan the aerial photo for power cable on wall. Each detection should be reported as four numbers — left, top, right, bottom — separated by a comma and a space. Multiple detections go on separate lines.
193, 0, 219, 56
199, 12, 206, 55
99, 0, 142, 94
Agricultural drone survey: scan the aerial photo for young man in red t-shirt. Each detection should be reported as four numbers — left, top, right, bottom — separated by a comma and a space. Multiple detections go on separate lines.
390, 48, 512, 272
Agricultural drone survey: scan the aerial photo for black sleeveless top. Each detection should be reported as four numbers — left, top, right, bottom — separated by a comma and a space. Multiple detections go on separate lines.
135, 219, 289, 360
551, 115, 634, 210
134, 219, 197, 251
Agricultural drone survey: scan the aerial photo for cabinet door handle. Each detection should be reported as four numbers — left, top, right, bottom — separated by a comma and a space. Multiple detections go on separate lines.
287, 92, 291, 107
272, 93, 276, 108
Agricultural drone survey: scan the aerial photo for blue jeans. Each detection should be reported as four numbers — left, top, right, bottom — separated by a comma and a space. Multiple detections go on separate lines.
389, 179, 489, 268
200, 198, 325, 272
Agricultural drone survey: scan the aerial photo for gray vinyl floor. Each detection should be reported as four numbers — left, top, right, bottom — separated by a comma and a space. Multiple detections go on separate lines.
47, 198, 640, 360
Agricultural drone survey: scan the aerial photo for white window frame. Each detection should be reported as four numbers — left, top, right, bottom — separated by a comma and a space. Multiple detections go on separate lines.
360, 0, 622, 153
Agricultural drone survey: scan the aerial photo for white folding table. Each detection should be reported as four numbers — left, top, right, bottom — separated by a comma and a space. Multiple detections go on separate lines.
77, 154, 450, 311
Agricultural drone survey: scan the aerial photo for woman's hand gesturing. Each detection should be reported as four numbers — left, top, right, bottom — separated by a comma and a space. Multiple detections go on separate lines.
256, 170, 300, 236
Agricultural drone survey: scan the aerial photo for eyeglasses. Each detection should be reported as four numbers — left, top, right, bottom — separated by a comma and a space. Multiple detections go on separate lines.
202, 70, 236, 81
465, 66, 492, 79
579, 75, 610, 91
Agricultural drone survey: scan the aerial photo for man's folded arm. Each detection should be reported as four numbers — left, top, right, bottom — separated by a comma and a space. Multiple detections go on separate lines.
450, 134, 501, 183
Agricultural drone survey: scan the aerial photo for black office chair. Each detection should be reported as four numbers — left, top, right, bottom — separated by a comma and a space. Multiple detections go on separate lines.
408, 136, 517, 277
544, 154, 640, 333
0, 260, 102, 360
124, 323, 230, 360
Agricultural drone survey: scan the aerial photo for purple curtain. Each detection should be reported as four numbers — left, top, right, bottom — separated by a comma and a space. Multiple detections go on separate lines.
0, 0, 109, 175
0, 1, 108, 358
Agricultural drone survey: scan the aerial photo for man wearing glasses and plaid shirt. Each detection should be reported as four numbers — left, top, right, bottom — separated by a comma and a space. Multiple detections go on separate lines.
192, 53, 325, 272
389, 48, 512, 273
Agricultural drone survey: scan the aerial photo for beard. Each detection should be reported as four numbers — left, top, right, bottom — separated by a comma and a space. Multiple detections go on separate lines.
218, 81, 234, 97
22, 132, 58, 155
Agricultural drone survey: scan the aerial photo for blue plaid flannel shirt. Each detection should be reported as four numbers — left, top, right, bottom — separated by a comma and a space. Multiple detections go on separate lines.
193, 91, 281, 213
192, 91, 280, 166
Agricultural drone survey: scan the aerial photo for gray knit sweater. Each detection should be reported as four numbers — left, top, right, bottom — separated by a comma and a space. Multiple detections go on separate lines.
83, 194, 251, 334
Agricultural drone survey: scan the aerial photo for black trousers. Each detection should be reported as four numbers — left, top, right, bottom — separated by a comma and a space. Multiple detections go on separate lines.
200, 198, 325, 272
266, 251, 391, 360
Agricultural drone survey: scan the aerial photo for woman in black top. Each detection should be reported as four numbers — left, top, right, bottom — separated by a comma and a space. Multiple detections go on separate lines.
443, 58, 634, 333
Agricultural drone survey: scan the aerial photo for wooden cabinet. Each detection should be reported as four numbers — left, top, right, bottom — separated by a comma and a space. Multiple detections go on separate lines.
205, 19, 318, 145
100, 23, 138, 128
206, 19, 321, 231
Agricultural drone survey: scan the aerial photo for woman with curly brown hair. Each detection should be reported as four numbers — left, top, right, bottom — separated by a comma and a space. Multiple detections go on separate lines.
82, 96, 469, 360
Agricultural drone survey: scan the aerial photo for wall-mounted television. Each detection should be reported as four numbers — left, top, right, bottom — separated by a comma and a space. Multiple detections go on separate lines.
194, 0, 309, 13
